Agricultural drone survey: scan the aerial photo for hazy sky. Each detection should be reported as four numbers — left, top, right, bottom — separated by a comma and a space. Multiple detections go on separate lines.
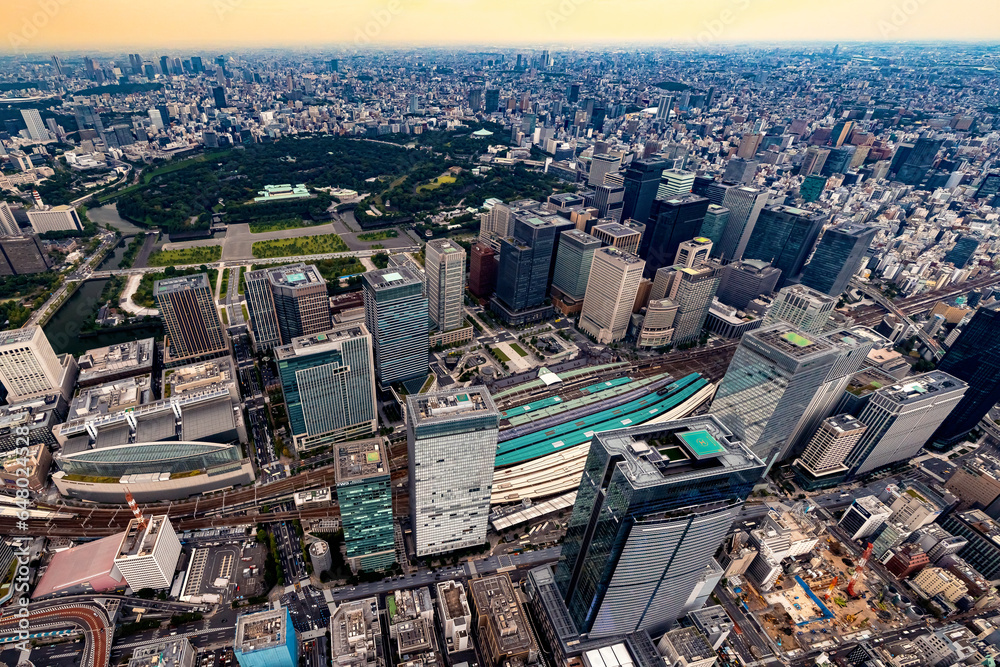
3, 0, 1000, 53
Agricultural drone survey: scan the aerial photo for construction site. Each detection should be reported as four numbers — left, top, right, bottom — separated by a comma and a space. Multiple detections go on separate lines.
721, 504, 909, 657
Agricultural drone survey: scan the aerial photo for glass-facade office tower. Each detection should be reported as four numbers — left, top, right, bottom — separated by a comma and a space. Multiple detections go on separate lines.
800, 224, 877, 297
932, 304, 1000, 448
670, 264, 722, 344
743, 205, 825, 288
846, 371, 967, 477
244, 263, 331, 350
698, 204, 730, 251
154, 273, 226, 361
234, 607, 297, 667
891, 137, 943, 186
407, 388, 500, 557
469, 242, 497, 298
945, 235, 980, 269
620, 159, 668, 225
641, 194, 710, 277
717, 187, 769, 261
716, 259, 780, 310
552, 230, 601, 302
764, 284, 836, 334
335, 438, 395, 571
494, 215, 570, 319
710, 324, 847, 471
579, 247, 645, 344
363, 267, 429, 389
275, 325, 377, 452
425, 239, 466, 333
554, 416, 764, 638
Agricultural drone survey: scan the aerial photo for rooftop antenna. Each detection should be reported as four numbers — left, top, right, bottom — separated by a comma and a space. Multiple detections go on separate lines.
124, 487, 147, 531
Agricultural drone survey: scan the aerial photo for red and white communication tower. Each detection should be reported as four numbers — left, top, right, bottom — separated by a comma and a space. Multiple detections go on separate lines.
847, 542, 874, 598
124, 488, 147, 531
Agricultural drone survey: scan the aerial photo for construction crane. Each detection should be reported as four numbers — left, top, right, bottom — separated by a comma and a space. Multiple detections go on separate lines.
847, 542, 874, 598
824, 575, 839, 601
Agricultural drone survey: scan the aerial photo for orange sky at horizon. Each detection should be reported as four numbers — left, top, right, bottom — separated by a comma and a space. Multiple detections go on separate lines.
3, 0, 1000, 54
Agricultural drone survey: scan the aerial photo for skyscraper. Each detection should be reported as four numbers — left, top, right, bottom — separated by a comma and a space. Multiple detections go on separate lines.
710, 324, 848, 470
932, 304, 1000, 448
698, 204, 730, 251
212, 86, 227, 108
425, 239, 466, 333
235, 607, 297, 667
892, 137, 943, 186
763, 284, 836, 333
674, 237, 713, 268
552, 229, 601, 303
656, 169, 695, 199
154, 273, 227, 362
592, 184, 625, 220
717, 187, 769, 261
845, 371, 967, 477
363, 267, 429, 389
945, 235, 980, 269
468, 242, 497, 299
641, 193, 710, 277
493, 214, 568, 323
0, 327, 77, 402
742, 205, 825, 288
588, 153, 621, 187
794, 414, 868, 489
0, 202, 20, 236
591, 221, 642, 255
275, 326, 378, 452
723, 158, 759, 186
716, 259, 781, 309
244, 263, 331, 350
579, 247, 645, 344
335, 438, 395, 571
407, 388, 499, 557
800, 224, 877, 297
669, 264, 722, 344
737, 133, 762, 159
551, 416, 763, 638
478, 201, 515, 249
20, 109, 48, 142
620, 159, 668, 225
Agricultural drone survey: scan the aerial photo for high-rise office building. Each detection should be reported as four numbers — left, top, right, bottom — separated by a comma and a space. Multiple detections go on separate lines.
641, 194, 710, 277
794, 414, 868, 488
425, 239, 466, 333
485, 88, 500, 113
637, 298, 679, 349
620, 159, 668, 225
743, 205, 825, 287
552, 230, 601, 303
592, 184, 625, 220
799, 174, 828, 203
656, 94, 673, 120
154, 273, 227, 362
113, 515, 182, 590
588, 153, 621, 187
722, 158, 758, 185
493, 215, 569, 322
668, 263, 721, 344
764, 284, 836, 333
711, 324, 849, 470
551, 416, 763, 638
656, 169, 695, 199
20, 109, 48, 142
276, 326, 378, 452
820, 147, 854, 177
932, 304, 1000, 448
335, 438, 395, 571
674, 237, 713, 268
891, 137, 943, 186
798, 146, 830, 177
716, 259, 781, 310
212, 86, 227, 109
468, 242, 497, 298
479, 202, 515, 249
244, 264, 331, 350
800, 224, 877, 297
363, 267, 429, 389
0, 202, 20, 236
945, 235, 980, 269
0, 327, 76, 403
698, 204, 730, 251
737, 133, 762, 159
579, 248, 645, 344
591, 221, 642, 256
830, 120, 855, 147
717, 187, 769, 261
845, 371, 967, 477
235, 606, 298, 667
407, 388, 499, 557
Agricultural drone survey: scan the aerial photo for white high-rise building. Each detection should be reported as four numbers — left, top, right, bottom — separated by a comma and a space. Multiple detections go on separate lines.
674, 237, 713, 268
478, 202, 514, 249
407, 388, 499, 557
0, 202, 20, 236
794, 414, 867, 484
656, 169, 695, 200
27, 205, 83, 234
20, 109, 49, 142
113, 515, 182, 590
579, 247, 645, 344
0, 327, 77, 402
588, 153, 621, 187
425, 239, 466, 333
764, 284, 836, 334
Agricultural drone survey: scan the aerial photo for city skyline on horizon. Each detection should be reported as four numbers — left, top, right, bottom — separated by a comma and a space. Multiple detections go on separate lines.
3, 0, 1000, 53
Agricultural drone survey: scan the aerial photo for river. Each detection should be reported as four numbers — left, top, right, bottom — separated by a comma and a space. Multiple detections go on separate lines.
97, 235, 134, 271
86, 203, 148, 235
43, 278, 162, 357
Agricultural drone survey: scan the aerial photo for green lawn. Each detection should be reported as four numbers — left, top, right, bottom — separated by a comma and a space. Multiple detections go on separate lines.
357, 229, 399, 242
493, 347, 510, 362
248, 218, 312, 234
510, 343, 528, 357
146, 245, 222, 267
416, 174, 457, 193
251, 234, 348, 259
